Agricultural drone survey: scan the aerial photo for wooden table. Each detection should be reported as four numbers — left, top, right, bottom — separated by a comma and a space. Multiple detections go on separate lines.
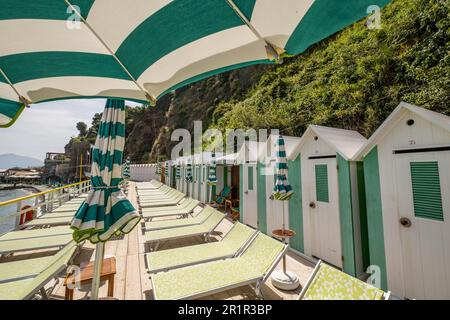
64, 257, 116, 300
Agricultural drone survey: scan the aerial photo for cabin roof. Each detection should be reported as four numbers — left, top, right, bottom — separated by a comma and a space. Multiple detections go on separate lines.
258, 134, 303, 162
355, 102, 450, 159
294, 125, 367, 160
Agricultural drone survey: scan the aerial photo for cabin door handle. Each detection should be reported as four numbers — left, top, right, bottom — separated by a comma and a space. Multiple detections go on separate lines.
400, 217, 412, 228
309, 202, 316, 209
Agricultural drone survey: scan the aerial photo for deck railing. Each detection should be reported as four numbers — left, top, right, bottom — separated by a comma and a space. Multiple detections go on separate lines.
0, 180, 91, 236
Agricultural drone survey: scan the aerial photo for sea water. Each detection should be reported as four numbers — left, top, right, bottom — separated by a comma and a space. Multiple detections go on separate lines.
0, 188, 34, 234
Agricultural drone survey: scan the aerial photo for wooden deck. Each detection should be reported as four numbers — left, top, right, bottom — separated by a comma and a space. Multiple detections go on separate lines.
45, 181, 315, 300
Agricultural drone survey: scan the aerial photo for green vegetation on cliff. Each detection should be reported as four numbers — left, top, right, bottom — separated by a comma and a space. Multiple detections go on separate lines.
211, 0, 449, 138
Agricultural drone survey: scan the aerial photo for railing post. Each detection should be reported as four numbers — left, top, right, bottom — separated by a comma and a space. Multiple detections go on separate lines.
15, 200, 22, 229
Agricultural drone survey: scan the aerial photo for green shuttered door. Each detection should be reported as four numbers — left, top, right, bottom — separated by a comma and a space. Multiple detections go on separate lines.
315, 164, 329, 203
410, 161, 444, 221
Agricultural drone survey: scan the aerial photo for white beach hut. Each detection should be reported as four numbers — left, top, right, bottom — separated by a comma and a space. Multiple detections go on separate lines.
257, 135, 303, 252
292, 125, 367, 277
355, 102, 450, 299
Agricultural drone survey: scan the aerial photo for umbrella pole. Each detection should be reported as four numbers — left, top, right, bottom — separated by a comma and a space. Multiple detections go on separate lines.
91, 242, 105, 300
282, 201, 286, 274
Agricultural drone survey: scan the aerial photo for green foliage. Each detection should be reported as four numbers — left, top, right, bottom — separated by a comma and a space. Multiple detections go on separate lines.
210, 0, 449, 138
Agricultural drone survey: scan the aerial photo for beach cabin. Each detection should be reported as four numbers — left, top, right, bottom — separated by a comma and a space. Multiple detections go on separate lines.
292, 125, 367, 277
257, 135, 303, 253
355, 102, 450, 299
216, 153, 240, 210
238, 141, 262, 229
192, 153, 215, 203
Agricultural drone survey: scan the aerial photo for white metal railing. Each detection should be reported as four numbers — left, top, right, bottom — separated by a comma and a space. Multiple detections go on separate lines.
0, 180, 91, 236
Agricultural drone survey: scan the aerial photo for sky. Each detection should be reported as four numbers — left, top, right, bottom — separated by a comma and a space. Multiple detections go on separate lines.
0, 99, 141, 161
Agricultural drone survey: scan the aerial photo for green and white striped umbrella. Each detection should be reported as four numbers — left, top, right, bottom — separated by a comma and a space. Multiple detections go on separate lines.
165, 161, 169, 175
156, 162, 162, 175
185, 159, 193, 183
122, 156, 131, 180
207, 152, 218, 186
71, 99, 141, 243
273, 135, 294, 201
0, 0, 391, 127
176, 162, 181, 180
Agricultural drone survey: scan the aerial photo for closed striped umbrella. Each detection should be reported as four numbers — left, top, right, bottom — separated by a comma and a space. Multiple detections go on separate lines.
273, 136, 294, 201
165, 160, 169, 174
207, 152, 218, 186
0, 1, 391, 128
122, 157, 131, 180
156, 162, 162, 175
70, 99, 141, 300
71, 99, 140, 243
185, 158, 193, 183
176, 162, 181, 179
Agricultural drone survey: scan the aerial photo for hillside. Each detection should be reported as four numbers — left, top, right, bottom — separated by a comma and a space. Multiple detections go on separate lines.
0, 153, 43, 169
82, 0, 449, 162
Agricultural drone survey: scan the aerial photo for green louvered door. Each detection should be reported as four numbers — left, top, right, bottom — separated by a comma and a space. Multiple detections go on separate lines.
395, 154, 450, 299
309, 158, 342, 268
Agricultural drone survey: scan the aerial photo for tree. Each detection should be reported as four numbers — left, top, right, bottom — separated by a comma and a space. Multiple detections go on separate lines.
76, 122, 87, 137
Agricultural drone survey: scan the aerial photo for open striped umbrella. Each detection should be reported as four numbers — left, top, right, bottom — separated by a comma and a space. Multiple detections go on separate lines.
0, 0, 391, 127
207, 152, 218, 186
273, 136, 294, 201
70, 98, 141, 299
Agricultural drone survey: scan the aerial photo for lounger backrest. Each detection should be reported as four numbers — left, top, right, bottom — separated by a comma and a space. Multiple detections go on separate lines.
300, 262, 385, 300
184, 199, 199, 211
194, 206, 214, 220
240, 233, 286, 275
202, 210, 225, 230
222, 223, 256, 251
16, 242, 78, 299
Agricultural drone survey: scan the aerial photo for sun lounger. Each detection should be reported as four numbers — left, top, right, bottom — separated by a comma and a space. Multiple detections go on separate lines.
297, 260, 391, 300
146, 222, 258, 273
138, 188, 183, 198
0, 226, 72, 241
24, 211, 74, 227
136, 181, 162, 190
151, 232, 287, 300
141, 199, 200, 221
145, 209, 225, 251
144, 205, 213, 230
139, 194, 185, 208
0, 241, 80, 299
0, 234, 73, 255
137, 186, 176, 194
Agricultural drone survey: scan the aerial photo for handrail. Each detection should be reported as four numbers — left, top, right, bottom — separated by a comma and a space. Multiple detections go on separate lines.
0, 180, 90, 207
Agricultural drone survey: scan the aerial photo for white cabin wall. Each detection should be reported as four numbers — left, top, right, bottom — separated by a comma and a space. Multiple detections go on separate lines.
376, 110, 450, 298
300, 132, 339, 261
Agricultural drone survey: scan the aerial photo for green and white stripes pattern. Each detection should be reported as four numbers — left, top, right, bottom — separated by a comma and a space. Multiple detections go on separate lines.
71, 99, 141, 243
0, 0, 391, 127
165, 161, 169, 176
122, 156, 131, 180
185, 158, 193, 183
156, 162, 162, 175
207, 152, 218, 186
176, 163, 181, 179
273, 136, 294, 201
